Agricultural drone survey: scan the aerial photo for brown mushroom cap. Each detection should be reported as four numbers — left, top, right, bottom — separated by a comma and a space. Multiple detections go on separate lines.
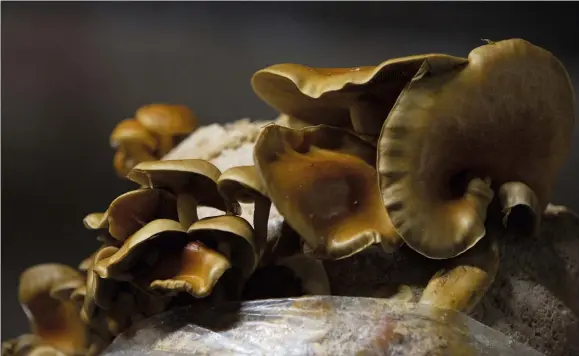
94, 219, 186, 281
109, 119, 157, 151
187, 215, 259, 279
84, 188, 178, 242
144, 240, 232, 298
251, 55, 468, 136
135, 104, 198, 136
128, 159, 230, 212
378, 38, 575, 259
18, 264, 88, 355
253, 124, 401, 259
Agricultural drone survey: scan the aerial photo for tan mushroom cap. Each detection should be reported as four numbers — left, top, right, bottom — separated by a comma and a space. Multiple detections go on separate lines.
18, 264, 88, 355
83, 188, 178, 242
251, 54, 468, 136
84, 246, 121, 317
110, 119, 157, 150
144, 240, 232, 298
128, 159, 230, 212
135, 104, 198, 136
187, 215, 259, 278
378, 38, 576, 259
94, 219, 186, 281
253, 124, 401, 259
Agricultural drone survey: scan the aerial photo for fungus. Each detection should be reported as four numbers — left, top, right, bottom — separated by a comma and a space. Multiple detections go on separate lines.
82, 188, 178, 242
253, 124, 401, 259
251, 54, 468, 136
217, 165, 271, 257
378, 38, 575, 260
109, 119, 157, 177
187, 215, 259, 279
18, 264, 89, 355
135, 104, 198, 157
127, 159, 232, 229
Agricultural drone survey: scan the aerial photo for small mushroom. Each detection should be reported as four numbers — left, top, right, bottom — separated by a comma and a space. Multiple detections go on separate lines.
187, 215, 259, 279
253, 124, 401, 259
144, 240, 232, 298
94, 219, 185, 281
377, 38, 575, 259
135, 104, 198, 157
110, 118, 158, 177
251, 54, 468, 136
217, 165, 271, 257
18, 264, 89, 355
82, 188, 178, 242
127, 159, 232, 229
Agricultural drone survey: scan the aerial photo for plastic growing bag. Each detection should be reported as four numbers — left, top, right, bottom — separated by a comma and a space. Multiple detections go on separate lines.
102, 296, 544, 356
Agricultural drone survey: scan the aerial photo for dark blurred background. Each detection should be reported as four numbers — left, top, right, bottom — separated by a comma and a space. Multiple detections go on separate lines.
2, 2, 578, 338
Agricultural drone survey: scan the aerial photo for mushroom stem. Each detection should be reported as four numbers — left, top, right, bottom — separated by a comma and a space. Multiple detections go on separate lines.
499, 181, 540, 237
177, 193, 199, 229
419, 235, 500, 313
156, 135, 175, 157
253, 196, 272, 258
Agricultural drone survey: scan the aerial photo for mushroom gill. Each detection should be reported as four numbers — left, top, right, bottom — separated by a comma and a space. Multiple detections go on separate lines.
253, 124, 401, 259
378, 38, 576, 259
251, 54, 467, 137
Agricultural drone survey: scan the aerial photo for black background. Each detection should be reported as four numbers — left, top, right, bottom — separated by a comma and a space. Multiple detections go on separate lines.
2, 2, 578, 338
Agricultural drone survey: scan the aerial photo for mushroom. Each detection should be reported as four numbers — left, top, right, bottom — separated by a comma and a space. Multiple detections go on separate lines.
187, 215, 259, 280
253, 124, 401, 259
18, 264, 89, 355
82, 188, 178, 242
135, 104, 198, 157
217, 165, 271, 258
127, 159, 233, 229
109, 118, 158, 177
251, 54, 468, 137
377, 38, 575, 260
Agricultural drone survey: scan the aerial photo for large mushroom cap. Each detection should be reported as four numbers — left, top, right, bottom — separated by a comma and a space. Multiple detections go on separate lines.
18, 264, 88, 355
378, 38, 576, 259
109, 119, 157, 151
251, 54, 468, 136
253, 124, 401, 259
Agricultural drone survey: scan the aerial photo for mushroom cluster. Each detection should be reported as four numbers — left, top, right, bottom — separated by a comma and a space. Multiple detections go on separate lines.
110, 104, 199, 177
251, 38, 575, 313
4, 38, 575, 355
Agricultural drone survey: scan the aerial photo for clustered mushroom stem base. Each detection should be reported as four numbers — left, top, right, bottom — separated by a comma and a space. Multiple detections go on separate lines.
176, 194, 199, 230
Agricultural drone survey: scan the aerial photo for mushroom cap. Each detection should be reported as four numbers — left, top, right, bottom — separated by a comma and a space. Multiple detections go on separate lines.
217, 165, 267, 204
109, 119, 157, 150
145, 241, 232, 298
187, 215, 259, 278
84, 246, 121, 315
378, 38, 575, 259
18, 264, 88, 355
83, 212, 108, 231
127, 159, 229, 212
95, 219, 186, 281
98, 188, 179, 242
253, 124, 400, 259
135, 104, 198, 135
251, 54, 468, 135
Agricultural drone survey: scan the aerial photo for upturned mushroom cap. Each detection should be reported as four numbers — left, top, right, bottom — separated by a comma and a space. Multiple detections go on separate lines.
94, 219, 186, 281
378, 38, 576, 259
135, 104, 198, 136
251, 54, 468, 136
109, 119, 157, 151
144, 241, 232, 298
187, 215, 259, 278
83, 188, 178, 242
253, 124, 401, 259
18, 264, 89, 355
128, 159, 229, 212
217, 165, 268, 203
83, 246, 121, 318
